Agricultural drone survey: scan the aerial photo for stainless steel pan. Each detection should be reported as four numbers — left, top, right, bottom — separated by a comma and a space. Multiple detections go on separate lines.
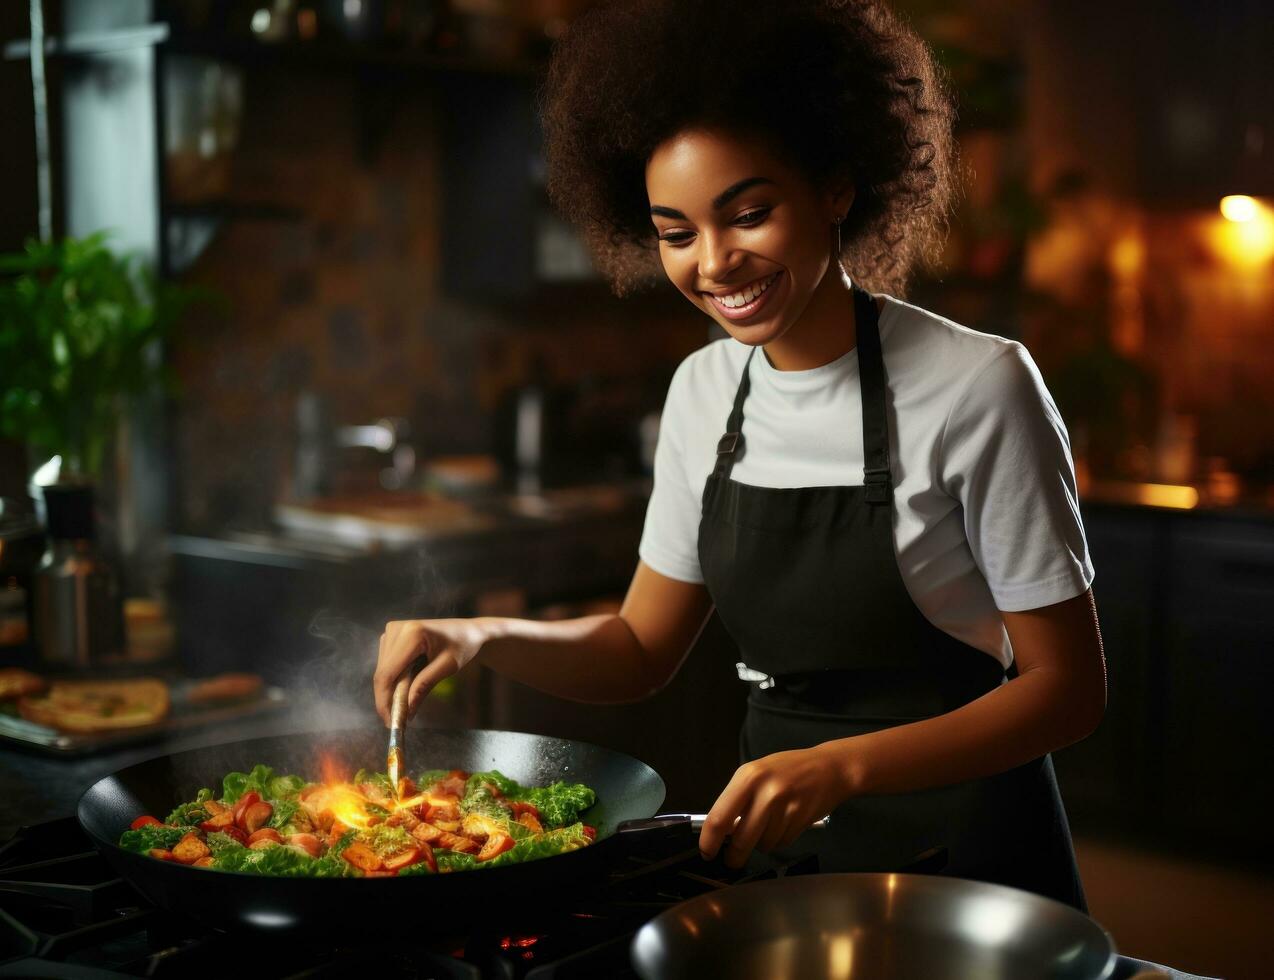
631, 872, 1117, 980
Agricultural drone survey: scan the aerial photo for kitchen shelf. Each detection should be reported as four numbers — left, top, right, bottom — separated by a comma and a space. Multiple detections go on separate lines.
162, 34, 544, 78
3, 23, 169, 61
166, 200, 304, 223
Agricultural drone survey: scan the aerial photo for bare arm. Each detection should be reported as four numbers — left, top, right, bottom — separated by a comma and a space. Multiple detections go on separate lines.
374, 561, 713, 721
832, 587, 1107, 796
700, 588, 1107, 865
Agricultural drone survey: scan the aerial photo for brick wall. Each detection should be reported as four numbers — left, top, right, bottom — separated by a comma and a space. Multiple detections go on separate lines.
171, 69, 702, 530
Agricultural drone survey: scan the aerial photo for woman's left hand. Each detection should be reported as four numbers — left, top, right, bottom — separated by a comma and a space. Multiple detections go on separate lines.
698, 743, 856, 868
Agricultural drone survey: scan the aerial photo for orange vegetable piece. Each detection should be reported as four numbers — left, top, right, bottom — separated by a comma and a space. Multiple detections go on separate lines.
199, 810, 235, 832
241, 801, 273, 834
341, 841, 384, 872
248, 827, 283, 845
172, 833, 212, 865
288, 833, 322, 857
383, 847, 423, 871
477, 833, 515, 862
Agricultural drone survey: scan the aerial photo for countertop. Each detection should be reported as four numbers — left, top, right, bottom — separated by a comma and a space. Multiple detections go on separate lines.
0, 698, 372, 827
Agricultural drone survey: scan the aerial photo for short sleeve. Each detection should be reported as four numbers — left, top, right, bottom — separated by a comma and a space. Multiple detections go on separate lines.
939, 343, 1095, 612
638, 362, 707, 584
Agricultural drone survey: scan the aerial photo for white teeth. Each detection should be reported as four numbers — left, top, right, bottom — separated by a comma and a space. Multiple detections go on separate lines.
718, 273, 777, 308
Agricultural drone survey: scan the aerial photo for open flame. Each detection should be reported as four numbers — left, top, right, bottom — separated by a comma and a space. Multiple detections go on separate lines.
305, 753, 447, 831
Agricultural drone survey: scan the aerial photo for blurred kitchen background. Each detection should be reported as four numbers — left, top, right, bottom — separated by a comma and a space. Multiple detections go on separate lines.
1, 1, 1272, 975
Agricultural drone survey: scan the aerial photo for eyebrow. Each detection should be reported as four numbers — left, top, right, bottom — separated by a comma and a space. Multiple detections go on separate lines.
649, 176, 775, 219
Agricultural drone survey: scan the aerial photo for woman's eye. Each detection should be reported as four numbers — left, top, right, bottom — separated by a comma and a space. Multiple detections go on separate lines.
735, 208, 771, 225
659, 232, 693, 246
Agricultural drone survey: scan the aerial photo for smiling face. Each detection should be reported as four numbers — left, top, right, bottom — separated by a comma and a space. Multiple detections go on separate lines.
645, 128, 854, 349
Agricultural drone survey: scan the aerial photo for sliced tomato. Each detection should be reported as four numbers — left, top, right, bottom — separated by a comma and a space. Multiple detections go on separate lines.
193, 856, 215, 867
362, 870, 395, 878
419, 841, 437, 873
222, 826, 248, 845
130, 815, 163, 830
288, 832, 322, 857
436, 831, 479, 853
411, 822, 443, 845
231, 791, 261, 827
248, 827, 283, 845
582, 825, 597, 840
382, 846, 422, 871
341, 841, 383, 872
477, 832, 515, 862
203, 799, 228, 816
199, 810, 235, 832
241, 800, 274, 834
510, 801, 540, 819
249, 838, 280, 850
515, 811, 543, 834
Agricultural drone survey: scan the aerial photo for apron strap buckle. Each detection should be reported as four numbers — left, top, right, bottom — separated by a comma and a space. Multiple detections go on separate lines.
717, 431, 743, 456
864, 466, 893, 504
735, 662, 776, 689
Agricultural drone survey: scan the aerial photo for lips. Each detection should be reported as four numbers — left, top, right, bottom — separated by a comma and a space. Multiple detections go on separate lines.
703, 272, 783, 323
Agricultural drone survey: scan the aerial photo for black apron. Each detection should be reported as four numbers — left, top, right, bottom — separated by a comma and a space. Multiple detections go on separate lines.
697, 286, 1087, 912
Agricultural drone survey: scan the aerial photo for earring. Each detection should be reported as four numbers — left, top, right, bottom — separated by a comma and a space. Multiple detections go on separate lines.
832, 216, 847, 282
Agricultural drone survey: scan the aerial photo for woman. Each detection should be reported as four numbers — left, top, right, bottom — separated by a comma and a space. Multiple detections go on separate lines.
375, 0, 1106, 911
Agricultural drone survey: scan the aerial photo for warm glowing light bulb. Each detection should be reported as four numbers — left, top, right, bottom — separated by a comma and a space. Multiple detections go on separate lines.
1220, 195, 1259, 223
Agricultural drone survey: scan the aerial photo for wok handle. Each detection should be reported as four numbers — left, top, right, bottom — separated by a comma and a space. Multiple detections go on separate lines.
617, 813, 831, 836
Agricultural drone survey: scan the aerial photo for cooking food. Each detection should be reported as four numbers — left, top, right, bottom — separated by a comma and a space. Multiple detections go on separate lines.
18, 677, 169, 732
120, 763, 598, 877
0, 667, 46, 700
186, 672, 264, 704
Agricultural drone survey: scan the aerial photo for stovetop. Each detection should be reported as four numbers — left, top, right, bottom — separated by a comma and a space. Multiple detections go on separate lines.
0, 816, 818, 979
0, 816, 1210, 979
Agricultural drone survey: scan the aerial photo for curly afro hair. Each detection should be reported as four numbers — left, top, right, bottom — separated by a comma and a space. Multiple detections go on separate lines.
540, 0, 959, 298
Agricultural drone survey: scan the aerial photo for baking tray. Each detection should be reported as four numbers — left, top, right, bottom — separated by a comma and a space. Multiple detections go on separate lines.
0, 685, 288, 757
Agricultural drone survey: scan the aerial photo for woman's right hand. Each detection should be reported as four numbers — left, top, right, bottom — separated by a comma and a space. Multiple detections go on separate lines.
373, 617, 490, 724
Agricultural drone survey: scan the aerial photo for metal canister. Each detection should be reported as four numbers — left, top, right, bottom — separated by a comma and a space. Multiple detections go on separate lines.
33, 484, 124, 667
0, 497, 45, 657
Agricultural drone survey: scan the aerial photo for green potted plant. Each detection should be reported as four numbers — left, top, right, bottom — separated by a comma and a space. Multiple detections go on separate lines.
0, 232, 194, 480
0, 233, 199, 665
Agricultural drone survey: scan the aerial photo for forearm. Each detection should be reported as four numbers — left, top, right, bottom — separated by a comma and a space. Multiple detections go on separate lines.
475, 613, 663, 704
829, 665, 1102, 798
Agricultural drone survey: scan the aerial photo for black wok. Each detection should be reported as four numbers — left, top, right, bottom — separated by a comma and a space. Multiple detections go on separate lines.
77, 728, 672, 935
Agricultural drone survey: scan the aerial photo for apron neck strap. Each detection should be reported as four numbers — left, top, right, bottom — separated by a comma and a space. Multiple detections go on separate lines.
712, 346, 756, 480
854, 286, 893, 504
710, 286, 892, 503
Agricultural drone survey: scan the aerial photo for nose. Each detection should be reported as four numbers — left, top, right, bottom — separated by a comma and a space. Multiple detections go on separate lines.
697, 229, 743, 284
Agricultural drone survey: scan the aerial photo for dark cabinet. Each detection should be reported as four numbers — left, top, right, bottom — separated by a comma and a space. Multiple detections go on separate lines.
1161, 520, 1274, 850
1053, 506, 1274, 867
1052, 508, 1158, 825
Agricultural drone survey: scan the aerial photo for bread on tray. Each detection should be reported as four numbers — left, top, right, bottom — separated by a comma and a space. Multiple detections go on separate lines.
18, 677, 170, 733
0, 668, 47, 701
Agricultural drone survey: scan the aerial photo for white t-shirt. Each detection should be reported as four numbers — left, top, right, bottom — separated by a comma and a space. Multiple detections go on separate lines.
638, 293, 1095, 669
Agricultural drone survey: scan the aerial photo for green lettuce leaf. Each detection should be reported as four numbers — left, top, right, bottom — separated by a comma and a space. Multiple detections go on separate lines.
268, 799, 300, 831
222, 764, 307, 804
165, 788, 215, 827
120, 824, 187, 853
522, 782, 596, 827
210, 841, 358, 877
205, 831, 245, 856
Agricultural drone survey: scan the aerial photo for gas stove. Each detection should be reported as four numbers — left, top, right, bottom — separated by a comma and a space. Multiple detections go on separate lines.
0, 817, 1205, 979
0, 816, 818, 979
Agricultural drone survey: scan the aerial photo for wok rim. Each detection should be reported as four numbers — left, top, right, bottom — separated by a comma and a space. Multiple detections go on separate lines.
76, 726, 666, 884
631, 871, 1119, 980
